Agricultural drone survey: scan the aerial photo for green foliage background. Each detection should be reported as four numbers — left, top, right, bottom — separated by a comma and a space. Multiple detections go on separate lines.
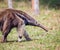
14, 0, 60, 9
0, 0, 60, 9
40, 0, 60, 9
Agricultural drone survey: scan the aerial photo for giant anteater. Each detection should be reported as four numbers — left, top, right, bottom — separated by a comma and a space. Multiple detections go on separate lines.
0, 9, 48, 42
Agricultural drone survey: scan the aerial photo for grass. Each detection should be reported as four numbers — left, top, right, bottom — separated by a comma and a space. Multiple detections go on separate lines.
0, 1, 60, 50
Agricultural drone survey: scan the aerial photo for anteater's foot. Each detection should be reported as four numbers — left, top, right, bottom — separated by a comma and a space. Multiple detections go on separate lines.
26, 37, 32, 41
1, 39, 7, 43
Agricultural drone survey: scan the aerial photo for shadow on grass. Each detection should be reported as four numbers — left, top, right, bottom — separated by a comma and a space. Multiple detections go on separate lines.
3, 38, 40, 43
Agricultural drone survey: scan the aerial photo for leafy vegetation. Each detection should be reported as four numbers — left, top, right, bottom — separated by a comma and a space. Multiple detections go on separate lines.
0, 1, 60, 50
40, 0, 60, 9
14, 0, 60, 9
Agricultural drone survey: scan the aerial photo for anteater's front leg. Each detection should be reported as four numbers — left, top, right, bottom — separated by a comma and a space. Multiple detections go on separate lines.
17, 23, 25, 42
17, 23, 31, 42
23, 30, 31, 41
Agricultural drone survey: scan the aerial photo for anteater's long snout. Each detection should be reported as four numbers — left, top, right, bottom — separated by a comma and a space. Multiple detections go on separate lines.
36, 23, 48, 32
28, 21, 48, 32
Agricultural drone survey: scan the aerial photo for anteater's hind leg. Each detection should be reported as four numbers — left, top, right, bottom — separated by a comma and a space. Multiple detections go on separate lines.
2, 20, 11, 42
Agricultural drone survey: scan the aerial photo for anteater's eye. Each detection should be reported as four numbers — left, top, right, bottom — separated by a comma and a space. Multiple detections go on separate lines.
36, 22, 37, 24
